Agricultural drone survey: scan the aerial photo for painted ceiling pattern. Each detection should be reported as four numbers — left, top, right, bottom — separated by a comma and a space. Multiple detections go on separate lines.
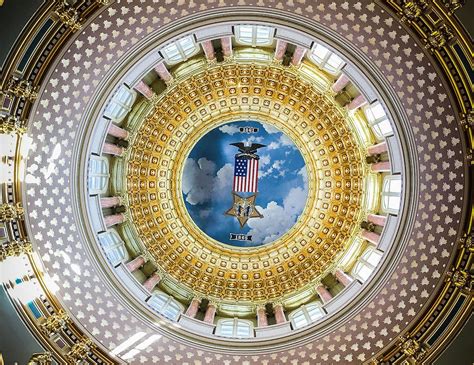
19, 0, 468, 363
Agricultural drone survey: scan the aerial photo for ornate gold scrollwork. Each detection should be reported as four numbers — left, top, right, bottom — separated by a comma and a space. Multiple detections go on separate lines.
0, 239, 32, 261
54, 2, 82, 32
4, 78, 37, 101
399, 335, 427, 362
0, 115, 26, 134
27, 352, 52, 365
0, 203, 24, 222
425, 24, 455, 51
66, 337, 95, 363
40, 310, 69, 336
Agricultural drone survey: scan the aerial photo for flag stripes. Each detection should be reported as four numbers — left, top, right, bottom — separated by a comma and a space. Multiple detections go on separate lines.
233, 157, 259, 193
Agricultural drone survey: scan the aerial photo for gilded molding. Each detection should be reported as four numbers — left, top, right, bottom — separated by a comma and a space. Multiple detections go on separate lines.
66, 337, 95, 363
0, 115, 27, 135
446, 269, 473, 291
425, 24, 456, 51
0, 240, 32, 261
400, 0, 430, 22
39, 310, 70, 336
3, 78, 38, 101
0, 203, 24, 222
54, 2, 82, 32
440, 0, 466, 14
27, 352, 52, 365
399, 335, 427, 363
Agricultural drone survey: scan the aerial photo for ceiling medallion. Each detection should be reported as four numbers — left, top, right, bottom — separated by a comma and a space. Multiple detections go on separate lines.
125, 61, 367, 303
183, 121, 308, 247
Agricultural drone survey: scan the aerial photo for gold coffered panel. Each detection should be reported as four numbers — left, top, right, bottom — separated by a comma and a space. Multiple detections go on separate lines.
125, 61, 367, 304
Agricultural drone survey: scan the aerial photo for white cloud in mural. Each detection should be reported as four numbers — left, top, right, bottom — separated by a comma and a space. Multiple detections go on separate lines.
219, 124, 241, 135
183, 158, 233, 205
182, 157, 216, 205
298, 166, 308, 190
213, 163, 233, 200
266, 134, 297, 150
259, 154, 271, 167
261, 124, 280, 134
247, 184, 308, 243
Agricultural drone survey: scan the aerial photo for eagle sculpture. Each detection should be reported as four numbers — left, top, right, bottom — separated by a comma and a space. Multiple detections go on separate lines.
230, 142, 266, 159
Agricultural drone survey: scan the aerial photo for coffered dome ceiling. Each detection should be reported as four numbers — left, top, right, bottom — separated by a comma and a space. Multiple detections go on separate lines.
0, 0, 472, 364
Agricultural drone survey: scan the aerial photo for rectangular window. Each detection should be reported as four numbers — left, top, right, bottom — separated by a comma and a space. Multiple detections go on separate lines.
235, 25, 274, 47
381, 175, 402, 214
161, 35, 198, 64
309, 43, 345, 74
363, 102, 393, 140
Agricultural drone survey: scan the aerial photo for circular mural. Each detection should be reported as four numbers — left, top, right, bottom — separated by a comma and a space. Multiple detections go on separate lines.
182, 121, 308, 247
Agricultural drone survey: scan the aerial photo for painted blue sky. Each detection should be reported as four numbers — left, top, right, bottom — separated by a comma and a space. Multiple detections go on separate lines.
182, 121, 308, 248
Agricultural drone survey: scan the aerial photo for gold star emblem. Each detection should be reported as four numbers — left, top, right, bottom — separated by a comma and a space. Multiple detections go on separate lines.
225, 192, 263, 228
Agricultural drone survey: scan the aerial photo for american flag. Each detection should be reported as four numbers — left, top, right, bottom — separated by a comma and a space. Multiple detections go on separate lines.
233, 157, 259, 193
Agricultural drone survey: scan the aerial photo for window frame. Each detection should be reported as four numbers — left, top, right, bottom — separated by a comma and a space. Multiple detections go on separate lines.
289, 301, 325, 330
103, 85, 136, 123
308, 43, 345, 74
381, 175, 402, 214
216, 318, 254, 338
148, 292, 184, 321
161, 35, 199, 65
235, 25, 274, 47
351, 247, 383, 282
98, 229, 127, 266
363, 101, 393, 140
88, 156, 109, 195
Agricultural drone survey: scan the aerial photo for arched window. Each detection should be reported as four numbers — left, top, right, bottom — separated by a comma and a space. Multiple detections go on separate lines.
235, 25, 274, 47
103, 85, 137, 123
363, 101, 393, 140
351, 247, 383, 282
381, 175, 402, 214
161, 35, 199, 64
98, 229, 127, 266
309, 43, 345, 74
148, 292, 184, 321
88, 156, 109, 195
216, 318, 254, 338
289, 302, 325, 330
